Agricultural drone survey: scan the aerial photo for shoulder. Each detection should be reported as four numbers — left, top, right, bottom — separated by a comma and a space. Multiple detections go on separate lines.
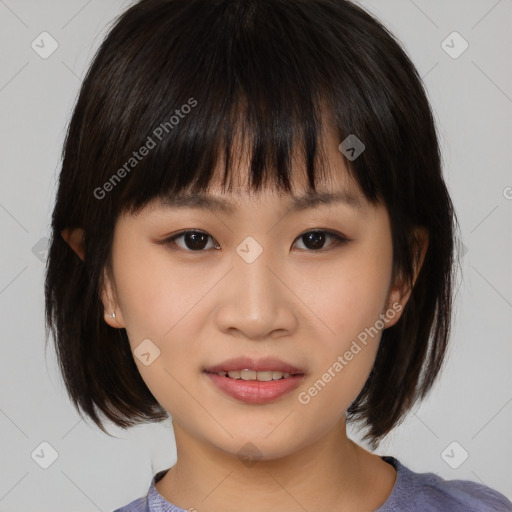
112, 468, 184, 512
112, 495, 148, 512
379, 456, 512, 512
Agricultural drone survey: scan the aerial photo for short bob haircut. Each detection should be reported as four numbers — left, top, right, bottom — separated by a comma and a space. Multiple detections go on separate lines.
45, 0, 459, 449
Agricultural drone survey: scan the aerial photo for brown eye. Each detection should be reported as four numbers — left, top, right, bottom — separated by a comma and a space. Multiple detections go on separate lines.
163, 230, 219, 251
160, 229, 349, 253
293, 230, 349, 251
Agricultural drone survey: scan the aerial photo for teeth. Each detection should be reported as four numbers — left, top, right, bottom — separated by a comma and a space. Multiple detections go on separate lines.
217, 370, 293, 380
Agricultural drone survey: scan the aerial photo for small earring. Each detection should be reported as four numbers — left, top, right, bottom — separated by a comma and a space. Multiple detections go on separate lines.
107, 311, 116, 319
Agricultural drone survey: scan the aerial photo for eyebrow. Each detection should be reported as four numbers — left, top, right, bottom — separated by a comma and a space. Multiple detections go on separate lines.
158, 190, 364, 214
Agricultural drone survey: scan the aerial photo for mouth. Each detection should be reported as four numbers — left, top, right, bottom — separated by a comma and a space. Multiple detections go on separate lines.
203, 369, 304, 381
202, 356, 307, 404
203, 356, 307, 379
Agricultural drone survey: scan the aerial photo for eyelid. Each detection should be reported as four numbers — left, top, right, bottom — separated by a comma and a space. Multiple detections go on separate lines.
158, 228, 352, 253
157, 229, 220, 252
292, 229, 351, 252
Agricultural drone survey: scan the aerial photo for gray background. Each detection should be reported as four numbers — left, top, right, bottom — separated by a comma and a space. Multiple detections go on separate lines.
0, 0, 511, 510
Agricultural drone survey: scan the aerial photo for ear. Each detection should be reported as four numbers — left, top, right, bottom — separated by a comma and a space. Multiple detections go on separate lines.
100, 266, 126, 329
62, 227, 126, 328
61, 227, 86, 261
382, 226, 429, 328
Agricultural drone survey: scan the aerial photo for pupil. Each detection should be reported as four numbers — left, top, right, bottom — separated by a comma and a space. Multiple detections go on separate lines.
303, 231, 325, 250
186, 232, 208, 250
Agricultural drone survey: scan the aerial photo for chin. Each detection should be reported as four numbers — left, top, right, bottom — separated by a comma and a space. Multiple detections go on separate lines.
209, 427, 311, 463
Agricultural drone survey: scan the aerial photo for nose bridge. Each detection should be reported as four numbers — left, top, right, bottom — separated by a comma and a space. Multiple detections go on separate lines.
215, 235, 295, 338
234, 236, 278, 311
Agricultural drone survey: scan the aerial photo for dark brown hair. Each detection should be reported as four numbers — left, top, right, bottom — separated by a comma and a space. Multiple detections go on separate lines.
44, 0, 459, 448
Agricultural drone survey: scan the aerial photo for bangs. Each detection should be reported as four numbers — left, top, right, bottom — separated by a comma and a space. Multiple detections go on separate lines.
82, 0, 393, 218
116, 91, 337, 216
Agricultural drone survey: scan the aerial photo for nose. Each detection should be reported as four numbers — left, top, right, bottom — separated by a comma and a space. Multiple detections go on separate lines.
214, 244, 298, 340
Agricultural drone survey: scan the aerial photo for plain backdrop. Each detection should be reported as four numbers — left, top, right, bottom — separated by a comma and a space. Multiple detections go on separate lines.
0, 0, 511, 510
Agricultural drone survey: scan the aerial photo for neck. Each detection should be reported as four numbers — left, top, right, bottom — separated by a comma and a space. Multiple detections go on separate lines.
155, 417, 395, 512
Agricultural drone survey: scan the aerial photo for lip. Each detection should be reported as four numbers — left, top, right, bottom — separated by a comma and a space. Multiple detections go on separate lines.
203, 356, 306, 375
203, 356, 307, 405
204, 372, 306, 404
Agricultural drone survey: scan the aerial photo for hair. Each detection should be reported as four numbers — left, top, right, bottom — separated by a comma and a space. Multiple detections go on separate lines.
44, 0, 459, 449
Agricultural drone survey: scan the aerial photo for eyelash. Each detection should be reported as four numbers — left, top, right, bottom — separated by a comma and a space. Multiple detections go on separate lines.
158, 229, 351, 253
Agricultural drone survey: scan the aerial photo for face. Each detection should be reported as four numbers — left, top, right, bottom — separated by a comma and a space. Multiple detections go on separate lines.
98, 132, 420, 462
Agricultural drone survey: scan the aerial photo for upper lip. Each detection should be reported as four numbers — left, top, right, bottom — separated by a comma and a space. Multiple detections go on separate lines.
204, 356, 306, 375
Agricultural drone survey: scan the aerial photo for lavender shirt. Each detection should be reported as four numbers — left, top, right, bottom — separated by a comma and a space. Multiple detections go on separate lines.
113, 456, 512, 511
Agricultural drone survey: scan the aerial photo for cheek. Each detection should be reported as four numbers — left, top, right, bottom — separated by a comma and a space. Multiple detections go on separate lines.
294, 244, 391, 407
111, 243, 219, 406
111, 246, 205, 412
298, 283, 384, 419
113, 241, 215, 343
295, 245, 391, 343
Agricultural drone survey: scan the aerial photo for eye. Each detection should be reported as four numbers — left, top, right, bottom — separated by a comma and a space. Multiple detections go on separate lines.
293, 230, 350, 252
160, 229, 350, 253
161, 230, 220, 252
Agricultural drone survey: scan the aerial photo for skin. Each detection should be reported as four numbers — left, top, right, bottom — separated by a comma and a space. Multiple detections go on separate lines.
62, 129, 428, 512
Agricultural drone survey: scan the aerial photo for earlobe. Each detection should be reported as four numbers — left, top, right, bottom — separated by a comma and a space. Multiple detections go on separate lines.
383, 285, 409, 329
100, 267, 126, 328
61, 227, 86, 261
104, 310, 121, 327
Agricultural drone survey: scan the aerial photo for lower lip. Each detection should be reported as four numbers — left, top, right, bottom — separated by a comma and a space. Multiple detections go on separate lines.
204, 372, 306, 404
